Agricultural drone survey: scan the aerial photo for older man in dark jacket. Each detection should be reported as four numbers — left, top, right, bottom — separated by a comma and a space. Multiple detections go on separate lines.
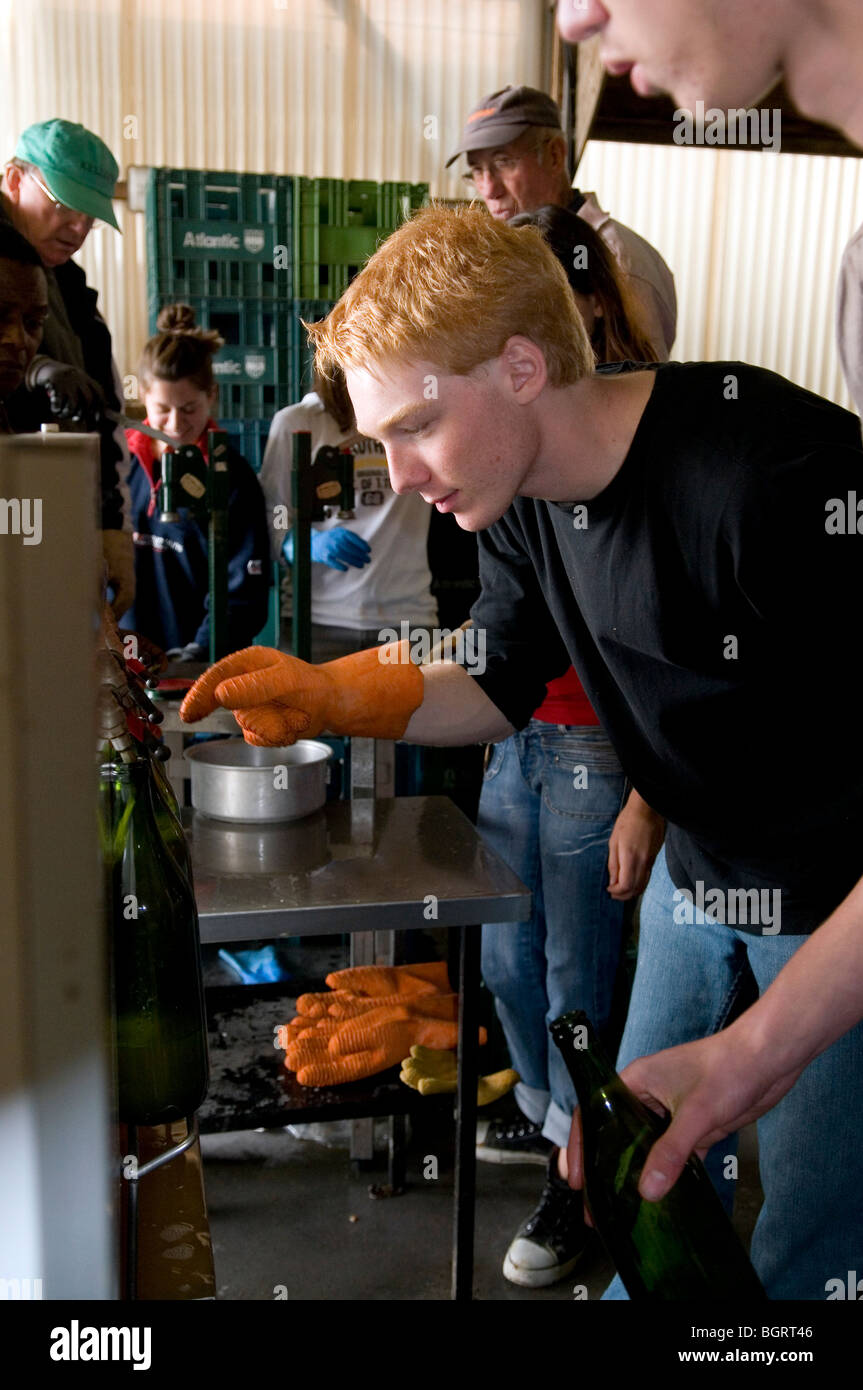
1, 118, 134, 614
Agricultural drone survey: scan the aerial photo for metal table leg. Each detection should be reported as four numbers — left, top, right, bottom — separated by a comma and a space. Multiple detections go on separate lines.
388, 1112, 407, 1192
451, 921, 480, 1300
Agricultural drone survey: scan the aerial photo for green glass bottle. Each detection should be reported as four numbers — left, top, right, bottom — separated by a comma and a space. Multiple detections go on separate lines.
550, 1010, 767, 1301
147, 746, 194, 885
102, 759, 209, 1125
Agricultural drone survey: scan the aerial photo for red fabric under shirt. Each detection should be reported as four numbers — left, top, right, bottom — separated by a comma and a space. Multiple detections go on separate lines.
532, 666, 600, 726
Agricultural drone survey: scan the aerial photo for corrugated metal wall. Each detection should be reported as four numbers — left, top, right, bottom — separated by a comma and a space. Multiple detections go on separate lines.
576, 139, 863, 410
3, 0, 863, 411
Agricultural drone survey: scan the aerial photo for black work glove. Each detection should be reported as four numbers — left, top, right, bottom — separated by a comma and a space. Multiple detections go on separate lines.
27, 357, 106, 426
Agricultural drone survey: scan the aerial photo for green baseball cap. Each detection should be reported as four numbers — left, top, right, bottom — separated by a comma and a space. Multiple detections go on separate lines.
15, 119, 120, 231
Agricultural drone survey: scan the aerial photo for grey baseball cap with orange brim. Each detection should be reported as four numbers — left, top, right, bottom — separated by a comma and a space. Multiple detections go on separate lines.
445, 85, 562, 168
15, 119, 121, 231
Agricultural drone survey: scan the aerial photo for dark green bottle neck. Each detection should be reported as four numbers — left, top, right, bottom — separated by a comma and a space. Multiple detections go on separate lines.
101, 758, 148, 788
552, 1010, 668, 1139
550, 1011, 616, 1103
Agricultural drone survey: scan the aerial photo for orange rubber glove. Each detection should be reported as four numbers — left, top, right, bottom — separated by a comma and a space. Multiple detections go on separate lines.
295, 963, 451, 1018
324, 961, 451, 998
179, 640, 424, 747
285, 1000, 487, 1087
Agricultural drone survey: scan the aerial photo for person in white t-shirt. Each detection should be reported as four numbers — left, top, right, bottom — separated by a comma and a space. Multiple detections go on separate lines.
261, 368, 437, 662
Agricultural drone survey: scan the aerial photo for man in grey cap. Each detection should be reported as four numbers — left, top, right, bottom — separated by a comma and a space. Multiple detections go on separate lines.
1, 118, 134, 616
447, 84, 677, 359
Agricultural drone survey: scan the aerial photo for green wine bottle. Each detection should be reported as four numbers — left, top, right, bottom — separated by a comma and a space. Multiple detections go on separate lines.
102, 759, 209, 1125
550, 1010, 767, 1301
147, 746, 194, 886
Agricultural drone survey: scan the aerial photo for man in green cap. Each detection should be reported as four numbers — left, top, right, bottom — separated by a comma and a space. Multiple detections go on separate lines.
1, 118, 134, 616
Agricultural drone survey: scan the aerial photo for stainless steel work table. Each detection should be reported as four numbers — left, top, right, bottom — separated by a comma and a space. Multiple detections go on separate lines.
183, 795, 532, 1300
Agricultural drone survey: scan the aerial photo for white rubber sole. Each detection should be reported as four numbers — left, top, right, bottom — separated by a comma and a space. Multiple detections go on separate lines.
502, 1248, 582, 1288
475, 1146, 552, 1166
475, 1119, 552, 1165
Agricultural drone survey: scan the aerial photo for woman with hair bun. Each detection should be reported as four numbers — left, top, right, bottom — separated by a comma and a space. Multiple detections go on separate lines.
118, 303, 270, 660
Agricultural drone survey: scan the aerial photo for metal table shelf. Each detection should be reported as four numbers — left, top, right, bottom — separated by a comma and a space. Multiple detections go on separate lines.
185, 796, 531, 1299
185, 796, 528, 941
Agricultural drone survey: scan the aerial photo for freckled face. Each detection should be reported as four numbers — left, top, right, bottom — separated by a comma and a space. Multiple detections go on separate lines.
345, 357, 540, 533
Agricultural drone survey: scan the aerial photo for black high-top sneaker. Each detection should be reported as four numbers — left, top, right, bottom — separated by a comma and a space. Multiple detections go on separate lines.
502, 1148, 595, 1287
475, 1115, 554, 1165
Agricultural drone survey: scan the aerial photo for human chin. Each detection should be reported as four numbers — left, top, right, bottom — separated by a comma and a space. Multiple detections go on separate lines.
33, 242, 67, 268
0, 365, 24, 395
454, 496, 508, 534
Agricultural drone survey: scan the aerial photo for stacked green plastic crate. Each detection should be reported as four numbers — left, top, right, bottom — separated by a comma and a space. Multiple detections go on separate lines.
145, 169, 428, 643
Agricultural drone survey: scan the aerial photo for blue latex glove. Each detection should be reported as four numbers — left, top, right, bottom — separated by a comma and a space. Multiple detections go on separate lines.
218, 946, 290, 984
281, 527, 371, 572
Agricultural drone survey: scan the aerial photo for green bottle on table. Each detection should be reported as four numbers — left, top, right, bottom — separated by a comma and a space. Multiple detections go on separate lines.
101, 759, 209, 1126
550, 1010, 767, 1300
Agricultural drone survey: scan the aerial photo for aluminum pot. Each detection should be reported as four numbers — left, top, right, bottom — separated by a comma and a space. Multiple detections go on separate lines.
185, 738, 332, 823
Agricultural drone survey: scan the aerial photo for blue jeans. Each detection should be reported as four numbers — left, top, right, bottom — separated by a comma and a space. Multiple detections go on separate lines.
602, 845, 863, 1301
479, 722, 628, 1150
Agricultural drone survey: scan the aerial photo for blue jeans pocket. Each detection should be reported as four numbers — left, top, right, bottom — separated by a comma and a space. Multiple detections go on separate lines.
535, 725, 626, 821
482, 742, 506, 782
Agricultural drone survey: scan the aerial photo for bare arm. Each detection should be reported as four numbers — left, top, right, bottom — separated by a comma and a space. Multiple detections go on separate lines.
568, 873, 863, 1200
404, 660, 516, 746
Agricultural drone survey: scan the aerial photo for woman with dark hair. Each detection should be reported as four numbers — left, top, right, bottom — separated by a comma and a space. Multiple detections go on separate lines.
475, 206, 664, 1289
510, 204, 659, 365
118, 304, 270, 659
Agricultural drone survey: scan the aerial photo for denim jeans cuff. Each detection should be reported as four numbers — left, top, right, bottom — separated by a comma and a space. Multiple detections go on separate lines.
513, 1080, 550, 1127
541, 1099, 574, 1151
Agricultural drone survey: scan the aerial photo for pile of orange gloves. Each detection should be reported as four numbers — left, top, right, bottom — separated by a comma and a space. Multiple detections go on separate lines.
278, 961, 487, 1087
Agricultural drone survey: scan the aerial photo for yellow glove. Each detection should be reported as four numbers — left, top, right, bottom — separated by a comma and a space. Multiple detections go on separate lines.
400, 1044, 519, 1105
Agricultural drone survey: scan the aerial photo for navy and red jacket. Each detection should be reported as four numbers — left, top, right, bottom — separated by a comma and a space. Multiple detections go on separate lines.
118, 421, 271, 654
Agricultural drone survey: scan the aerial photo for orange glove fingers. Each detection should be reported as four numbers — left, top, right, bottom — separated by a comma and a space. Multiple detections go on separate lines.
324, 962, 450, 998
286, 1036, 329, 1069
326, 990, 456, 1020
179, 646, 281, 722
234, 705, 311, 746
296, 1048, 388, 1087
214, 654, 322, 711
295, 990, 354, 1018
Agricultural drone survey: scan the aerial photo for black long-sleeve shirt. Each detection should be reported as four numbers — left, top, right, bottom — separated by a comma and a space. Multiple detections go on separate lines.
0, 200, 126, 530
470, 361, 863, 934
